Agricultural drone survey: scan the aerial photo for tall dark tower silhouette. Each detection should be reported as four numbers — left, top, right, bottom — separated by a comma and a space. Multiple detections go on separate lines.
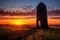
36, 2, 48, 29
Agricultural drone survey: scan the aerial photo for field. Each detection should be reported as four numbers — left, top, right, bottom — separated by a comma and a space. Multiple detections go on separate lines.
26, 29, 60, 40
0, 25, 60, 40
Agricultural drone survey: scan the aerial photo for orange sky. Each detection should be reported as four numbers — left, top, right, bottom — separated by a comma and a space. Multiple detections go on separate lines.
0, 18, 35, 25
0, 17, 60, 26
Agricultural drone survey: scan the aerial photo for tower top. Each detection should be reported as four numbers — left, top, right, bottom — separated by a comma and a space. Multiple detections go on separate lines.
38, 2, 46, 6
37, 2, 46, 9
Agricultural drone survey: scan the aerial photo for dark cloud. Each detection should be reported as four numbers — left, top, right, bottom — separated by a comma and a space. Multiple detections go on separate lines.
50, 16, 60, 19
48, 10, 60, 16
0, 8, 60, 17
0, 8, 36, 16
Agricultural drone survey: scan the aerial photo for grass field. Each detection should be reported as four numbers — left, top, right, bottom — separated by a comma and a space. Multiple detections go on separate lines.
0, 26, 60, 40
26, 29, 60, 40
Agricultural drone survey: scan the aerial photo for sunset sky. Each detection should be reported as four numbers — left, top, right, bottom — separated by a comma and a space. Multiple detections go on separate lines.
0, 0, 60, 11
0, 0, 60, 26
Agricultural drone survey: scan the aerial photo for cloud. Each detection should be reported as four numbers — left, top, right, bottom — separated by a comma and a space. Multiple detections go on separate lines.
0, 6, 36, 16
0, 15, 35, 19
48, 10, 60, 16
50, 16, 60, 19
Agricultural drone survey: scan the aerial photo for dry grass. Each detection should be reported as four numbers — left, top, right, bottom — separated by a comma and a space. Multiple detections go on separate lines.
26, 29, 60, 40
0, 27, 60, 40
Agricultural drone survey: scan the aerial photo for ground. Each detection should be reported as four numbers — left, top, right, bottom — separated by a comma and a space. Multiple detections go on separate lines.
0, 27, 60, 40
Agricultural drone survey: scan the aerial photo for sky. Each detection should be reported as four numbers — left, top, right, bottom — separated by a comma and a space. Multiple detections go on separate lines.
0, 0, 60, 26
0, 0, 60, 11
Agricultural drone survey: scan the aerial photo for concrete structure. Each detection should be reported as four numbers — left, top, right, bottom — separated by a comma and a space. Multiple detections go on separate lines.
36, 2, 48, 29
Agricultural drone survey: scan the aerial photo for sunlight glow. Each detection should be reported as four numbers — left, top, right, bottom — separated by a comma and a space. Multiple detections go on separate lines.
10, 20, 25, 25
0, 16, 60, 26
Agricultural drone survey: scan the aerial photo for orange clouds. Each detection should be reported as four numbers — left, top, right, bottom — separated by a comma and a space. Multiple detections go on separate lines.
0, 16, 60, 26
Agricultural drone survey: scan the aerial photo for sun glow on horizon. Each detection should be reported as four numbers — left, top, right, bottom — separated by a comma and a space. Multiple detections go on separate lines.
0, 16, 60, 26
9, 20, 26, 25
